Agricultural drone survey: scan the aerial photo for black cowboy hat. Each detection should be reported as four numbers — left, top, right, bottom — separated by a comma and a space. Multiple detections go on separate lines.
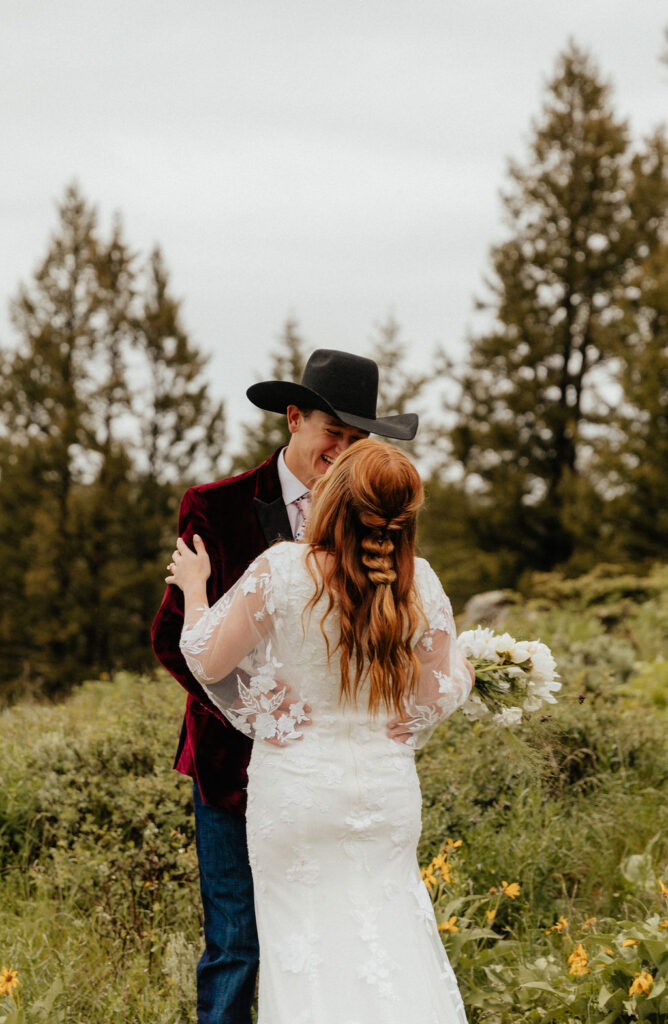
246, 349, 418, 441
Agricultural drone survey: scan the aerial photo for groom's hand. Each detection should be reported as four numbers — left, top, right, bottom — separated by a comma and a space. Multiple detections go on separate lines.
261, 692, 313, 749
264, 697, 312, 746
386, 713, 418, 745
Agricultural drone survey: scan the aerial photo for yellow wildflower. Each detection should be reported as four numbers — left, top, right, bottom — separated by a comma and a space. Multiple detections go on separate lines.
660, 879, 668, 898
629, 971, 653, 997
488, 886, 498, 895
658, 919, 668, 930
444, 838, 463, 851
621, 938, 639, 948
604, 947, 614, 955
430, 853, 452, 883
486, 909, 497, 922
0, 966, 19, 998
546, 916, 569, 934
567, 943, 590, 977
438, 916, 459, 933
421, 867, 437, 891
582, 917, 597, 930
501, 880, 520, 900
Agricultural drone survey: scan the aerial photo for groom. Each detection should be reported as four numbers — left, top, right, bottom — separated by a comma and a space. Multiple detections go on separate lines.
152, 348, 418, 1024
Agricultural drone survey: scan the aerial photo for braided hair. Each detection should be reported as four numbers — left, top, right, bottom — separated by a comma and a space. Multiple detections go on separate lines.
304, 438, 425, 714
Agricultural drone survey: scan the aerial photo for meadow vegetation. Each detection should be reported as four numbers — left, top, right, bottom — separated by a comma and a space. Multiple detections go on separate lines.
1, 564, 667, 1022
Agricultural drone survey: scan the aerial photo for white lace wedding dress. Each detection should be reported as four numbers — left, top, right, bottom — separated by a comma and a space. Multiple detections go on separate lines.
180, 541, 472, 1024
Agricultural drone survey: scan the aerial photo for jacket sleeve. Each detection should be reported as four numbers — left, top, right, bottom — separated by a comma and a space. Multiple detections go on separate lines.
151, 487, 229, 721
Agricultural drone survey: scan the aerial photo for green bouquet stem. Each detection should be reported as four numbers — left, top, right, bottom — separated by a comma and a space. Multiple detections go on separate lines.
468, 658, 529, 714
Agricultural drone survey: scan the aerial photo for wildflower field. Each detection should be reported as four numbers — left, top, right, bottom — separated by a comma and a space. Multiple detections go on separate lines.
1, 564, 667, 1023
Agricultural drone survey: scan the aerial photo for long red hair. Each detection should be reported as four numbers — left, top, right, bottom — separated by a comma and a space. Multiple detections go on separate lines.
303, 438, 425, 714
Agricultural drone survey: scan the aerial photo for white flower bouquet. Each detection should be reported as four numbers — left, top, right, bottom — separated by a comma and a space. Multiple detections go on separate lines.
457, 627, 561, 726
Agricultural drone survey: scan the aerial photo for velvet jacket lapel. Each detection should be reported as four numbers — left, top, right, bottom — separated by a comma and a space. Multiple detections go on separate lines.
253, 451, 292, 546
253, 495, 292, 546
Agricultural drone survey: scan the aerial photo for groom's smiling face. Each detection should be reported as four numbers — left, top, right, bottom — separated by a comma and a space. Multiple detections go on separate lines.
284, 406, 367, 489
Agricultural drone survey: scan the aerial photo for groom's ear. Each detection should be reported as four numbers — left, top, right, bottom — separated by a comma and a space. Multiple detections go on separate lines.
286, 405, 302, 434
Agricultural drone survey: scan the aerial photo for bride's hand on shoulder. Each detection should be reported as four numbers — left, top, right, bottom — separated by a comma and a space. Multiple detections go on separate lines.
165, 534, 211, 592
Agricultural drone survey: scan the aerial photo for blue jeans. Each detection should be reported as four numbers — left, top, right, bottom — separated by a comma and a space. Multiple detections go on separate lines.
193, 784, 259, 1024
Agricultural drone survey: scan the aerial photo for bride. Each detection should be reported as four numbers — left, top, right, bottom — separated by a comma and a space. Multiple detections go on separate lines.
167, 439, 475, 1024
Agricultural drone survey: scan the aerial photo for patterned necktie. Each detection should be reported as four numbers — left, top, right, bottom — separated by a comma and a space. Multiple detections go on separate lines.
294, 493, 312, 541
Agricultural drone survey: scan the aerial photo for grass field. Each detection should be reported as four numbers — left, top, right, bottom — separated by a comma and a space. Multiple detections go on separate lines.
1, 564, 667, 1022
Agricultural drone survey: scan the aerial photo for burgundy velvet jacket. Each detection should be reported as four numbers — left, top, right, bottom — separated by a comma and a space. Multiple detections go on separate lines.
151, 449, 292, 813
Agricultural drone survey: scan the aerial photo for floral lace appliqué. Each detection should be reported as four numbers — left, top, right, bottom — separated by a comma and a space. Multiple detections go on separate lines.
352, 901, 397, 1001
286, 846, 320, 886
276, 929, 322, 978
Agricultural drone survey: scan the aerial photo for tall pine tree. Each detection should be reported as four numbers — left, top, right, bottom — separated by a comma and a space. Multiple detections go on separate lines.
1, 185, 115, 687
136, 246, 226, 487
129, 245, 227, 665
0, 186, 228, 694
611, 246, 668, 556
598, 132, 668, 561
450, 43, 667, 572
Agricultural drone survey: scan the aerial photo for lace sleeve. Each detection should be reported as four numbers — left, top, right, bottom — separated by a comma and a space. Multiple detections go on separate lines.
179, 550, 309, 744
399, 564, 474, 749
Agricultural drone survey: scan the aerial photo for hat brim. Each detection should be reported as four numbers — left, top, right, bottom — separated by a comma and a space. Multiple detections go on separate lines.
246, 381, 418, 441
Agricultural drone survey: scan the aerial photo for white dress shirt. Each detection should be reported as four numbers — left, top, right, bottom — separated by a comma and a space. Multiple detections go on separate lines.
277, 448, 309, 539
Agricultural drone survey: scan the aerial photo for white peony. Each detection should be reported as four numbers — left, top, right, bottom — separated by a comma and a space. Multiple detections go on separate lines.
492, 632, 518, 657
457, 627, 496, 660
460, 691, 490, 721
510, 640, 533, 664
528, 643, 558, 682
531, 678, 561, 703
493, 706, 523, 726
505, 665, 525, 679
457, 627, 560, 727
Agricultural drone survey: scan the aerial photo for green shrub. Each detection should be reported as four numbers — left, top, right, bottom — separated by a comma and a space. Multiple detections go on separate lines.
1, 563, 667, 1022
0, 672, 200, 1023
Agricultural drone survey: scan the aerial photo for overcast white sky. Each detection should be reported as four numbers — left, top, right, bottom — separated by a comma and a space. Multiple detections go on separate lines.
1, 1, 666, 444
